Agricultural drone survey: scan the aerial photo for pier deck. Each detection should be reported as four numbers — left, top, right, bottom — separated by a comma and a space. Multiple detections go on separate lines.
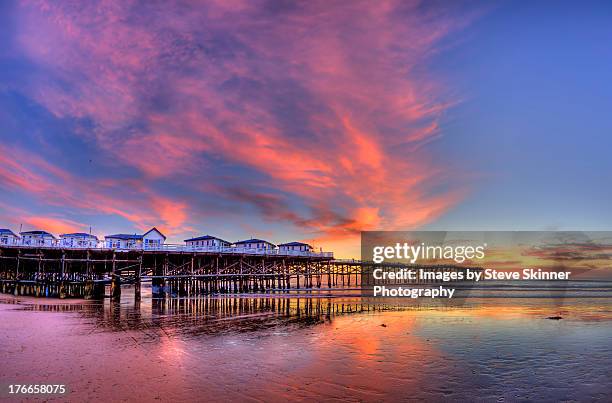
0, 246, 477, 299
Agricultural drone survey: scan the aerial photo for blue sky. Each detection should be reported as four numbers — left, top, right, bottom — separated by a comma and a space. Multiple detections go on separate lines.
428, 0, 612, 231
0, 0, 611, 257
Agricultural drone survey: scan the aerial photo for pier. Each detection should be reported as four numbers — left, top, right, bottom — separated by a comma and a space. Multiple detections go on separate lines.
0, 245, 478, 299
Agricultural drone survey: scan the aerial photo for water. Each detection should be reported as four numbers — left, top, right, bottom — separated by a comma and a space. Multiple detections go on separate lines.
1, 283, 611, 402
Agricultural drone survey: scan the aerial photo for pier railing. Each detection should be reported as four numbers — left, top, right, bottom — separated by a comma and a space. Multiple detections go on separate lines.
141, 244, 334, 258
0, 240, 334, 258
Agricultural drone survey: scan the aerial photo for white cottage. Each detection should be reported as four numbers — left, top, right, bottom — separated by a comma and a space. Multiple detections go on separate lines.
20, 230, 56, 247
105, 233, 141, 249
233, 238, 276, 251
185, 235, 231, 249
142, 227, 166, 249
0, 229, 19, 246
278, 242, 313, 254
105, 227, 166, 250
59, 233, 99, 248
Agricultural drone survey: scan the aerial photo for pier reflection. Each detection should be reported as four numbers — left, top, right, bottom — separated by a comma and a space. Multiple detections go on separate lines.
11, 289, 404, 340
2, 289, 611, 402
8, 282, 611, 344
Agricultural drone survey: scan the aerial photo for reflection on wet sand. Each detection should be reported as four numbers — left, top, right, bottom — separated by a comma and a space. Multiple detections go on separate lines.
12, 292, 407, 339
8, 285, 612, 337
1, 287, 611, 401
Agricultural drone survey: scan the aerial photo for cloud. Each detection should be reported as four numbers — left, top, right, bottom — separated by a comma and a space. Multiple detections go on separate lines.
0, 144, 190, 236
523, 241, 612, 262
5, 0, 481, 253
22, 215, 86, 235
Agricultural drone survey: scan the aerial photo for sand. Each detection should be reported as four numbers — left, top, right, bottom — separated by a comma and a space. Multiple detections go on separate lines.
0, 290, 611, 402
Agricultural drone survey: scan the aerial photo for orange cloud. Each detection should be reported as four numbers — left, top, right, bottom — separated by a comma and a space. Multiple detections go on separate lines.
23, 216, 86, 235
7, 1, 484, 254
0, 144, 190, 236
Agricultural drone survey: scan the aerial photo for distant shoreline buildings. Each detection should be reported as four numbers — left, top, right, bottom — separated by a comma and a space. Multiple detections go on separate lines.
0, 227, 329, 257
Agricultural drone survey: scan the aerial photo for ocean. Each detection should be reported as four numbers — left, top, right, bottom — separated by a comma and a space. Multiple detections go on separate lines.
1, 283, 611, 401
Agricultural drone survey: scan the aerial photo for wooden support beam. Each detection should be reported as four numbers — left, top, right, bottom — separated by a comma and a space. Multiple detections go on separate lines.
135, 255, 142, 301
111, 252, 121, 300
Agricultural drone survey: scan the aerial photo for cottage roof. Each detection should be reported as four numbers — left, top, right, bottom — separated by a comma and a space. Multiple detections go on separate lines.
278, 241, 312, 248
105, 227, 166, 241
234, 238, 276, 247
60, 232, 99, 240
20, 230, 56, 239
185, 235, 230, 244
143, 227, 167, 240
105, 234, 143, 240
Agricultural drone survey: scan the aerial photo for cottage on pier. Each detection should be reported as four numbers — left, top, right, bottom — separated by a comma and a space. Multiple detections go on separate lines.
105, 227, 166, 249
0, 229, 19, 246
278, 241, 314, 253
105, 234, 141, 249
20, 230, 56, 247
233, 238, 276, 250
59, 233, 99, 248
142, 227, 166, 249
185, 235, 231, 249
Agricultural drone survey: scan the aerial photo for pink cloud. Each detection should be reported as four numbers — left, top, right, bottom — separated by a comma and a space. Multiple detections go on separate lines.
8, 1, 483, 253
0, 144, 190, 236
22, 215, 86, 235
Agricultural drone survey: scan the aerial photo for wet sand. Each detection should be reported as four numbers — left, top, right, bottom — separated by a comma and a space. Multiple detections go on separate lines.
1, 289, 611, 402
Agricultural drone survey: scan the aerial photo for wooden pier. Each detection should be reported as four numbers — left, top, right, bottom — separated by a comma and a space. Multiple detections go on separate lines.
0, 246, 477, 299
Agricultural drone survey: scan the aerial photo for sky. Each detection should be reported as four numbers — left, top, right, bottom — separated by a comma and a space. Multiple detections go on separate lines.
1, 0, 611, 258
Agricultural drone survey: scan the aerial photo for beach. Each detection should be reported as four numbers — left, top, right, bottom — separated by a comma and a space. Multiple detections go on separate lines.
1, 285, 611, 402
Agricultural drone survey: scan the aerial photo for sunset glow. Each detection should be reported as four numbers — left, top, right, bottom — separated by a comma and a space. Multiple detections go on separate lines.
0, 1, 478, 256
2, 1, 612, 258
